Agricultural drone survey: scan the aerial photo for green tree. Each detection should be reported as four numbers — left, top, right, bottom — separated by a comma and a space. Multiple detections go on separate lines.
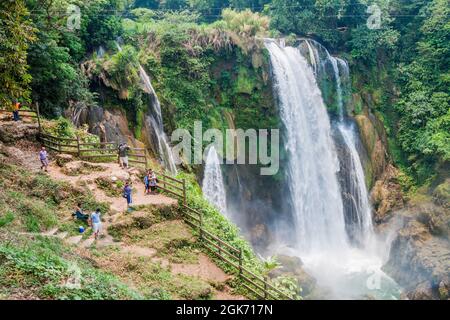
0, 0, 36, 107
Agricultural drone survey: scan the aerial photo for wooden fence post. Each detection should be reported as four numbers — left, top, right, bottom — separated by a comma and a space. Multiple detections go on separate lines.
182, 179, 187, 206
76, 136, 81, 158
239, 249, 243, 277
35, 102, 41, 133
264, 276, 268, 300
199, 212, 203, 239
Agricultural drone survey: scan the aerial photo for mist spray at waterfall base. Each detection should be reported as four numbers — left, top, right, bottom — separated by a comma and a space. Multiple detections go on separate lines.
265, 39, 400, 299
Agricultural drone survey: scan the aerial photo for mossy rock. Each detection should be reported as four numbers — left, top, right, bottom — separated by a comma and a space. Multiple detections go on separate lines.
55, 154, 74, 167
173, 275, 212, 300
62, 161, 104, 176
433, 179, 450, 209
95, 176, 124, 197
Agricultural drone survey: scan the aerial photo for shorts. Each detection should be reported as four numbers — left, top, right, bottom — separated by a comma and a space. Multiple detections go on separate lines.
41, 159, 48, 167
120, 156, 128, 166
92, 222, 102, 233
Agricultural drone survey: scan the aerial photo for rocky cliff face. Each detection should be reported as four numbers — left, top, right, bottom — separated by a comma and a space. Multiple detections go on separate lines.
65, 104, 147, 150
383, 211, 449, 300
350, 88, 449, 300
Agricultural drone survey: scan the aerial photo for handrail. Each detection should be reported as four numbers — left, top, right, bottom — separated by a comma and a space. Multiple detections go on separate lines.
35, 120, 294, 300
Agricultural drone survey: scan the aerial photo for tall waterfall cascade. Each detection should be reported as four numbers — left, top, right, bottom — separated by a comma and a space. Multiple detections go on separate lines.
265, 38, 399, 299
202, 146, 228, 215
265, 39, 348, 254
116, 42, 177, 174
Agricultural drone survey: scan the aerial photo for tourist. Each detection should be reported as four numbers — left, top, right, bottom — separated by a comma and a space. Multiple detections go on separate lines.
118, 143, 130, 169
89, 209, 102, 240
149, 169, 158, 195
39, 146, 49, 172
72, 203, 89, 222
144, 170, 151, 195
123, 182, 133, 209
12, 100, 21, 122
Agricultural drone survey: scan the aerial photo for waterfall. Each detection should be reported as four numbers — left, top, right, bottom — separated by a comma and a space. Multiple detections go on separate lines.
138, 66, 177, 174
338, 123, 374, 246
324, 50, 375, 247
265, 39, 399, 299
265, 39, 348, 254
116, 42, 177, 174
202, 146, 228, 215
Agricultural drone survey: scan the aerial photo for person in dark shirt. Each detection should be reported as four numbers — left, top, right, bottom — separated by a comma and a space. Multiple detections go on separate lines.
72, 203, 89, 221
118, 143, 130, 169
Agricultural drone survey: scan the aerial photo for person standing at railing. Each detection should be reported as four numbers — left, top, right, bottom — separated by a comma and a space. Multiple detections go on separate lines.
118, 143, 130, 169
39, 146, 49, 172
144, 170, 151, 195
123, 181, 133, 210
149, 169, 158, 195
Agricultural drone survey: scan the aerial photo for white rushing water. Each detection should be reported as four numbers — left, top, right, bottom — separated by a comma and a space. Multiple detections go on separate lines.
202, 146, 228, 215
326, 51, 375, 248
265, 39, 348, 254
138, 66, 178, 174
265, 39, 399, 299
116, 42, 177, 174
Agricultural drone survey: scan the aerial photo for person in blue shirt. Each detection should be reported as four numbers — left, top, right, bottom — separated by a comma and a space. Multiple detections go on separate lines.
144, 171, 151, 195
89, 209, 102, 240
123, 182, 133, 209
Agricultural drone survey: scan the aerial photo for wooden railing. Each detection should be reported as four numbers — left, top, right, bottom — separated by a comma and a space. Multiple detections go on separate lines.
39, 132, 148, 168
146, 172, 294, 300
181, 204, 294, 300
0, 108, 38, 119
22, 105, 294, 300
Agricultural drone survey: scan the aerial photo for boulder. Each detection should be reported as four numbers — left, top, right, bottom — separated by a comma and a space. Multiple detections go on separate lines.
269, 255, 316, 296
55, 153, 74, 167
62, 161, 103, 176
383, 219, 450, 300
416, 203, 450, 239
0, 122, 39, 143
433, 179, 450, 209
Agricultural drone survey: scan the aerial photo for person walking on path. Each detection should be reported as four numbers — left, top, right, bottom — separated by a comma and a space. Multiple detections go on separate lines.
39, 146, 49, 172
118, 143, 130, 169
123, 182, 133, 210
89, 209, 102, 240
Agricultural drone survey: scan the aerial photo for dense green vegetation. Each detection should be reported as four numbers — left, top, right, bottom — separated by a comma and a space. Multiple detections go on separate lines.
1, 0, 447, 183
0, 234, 142, 299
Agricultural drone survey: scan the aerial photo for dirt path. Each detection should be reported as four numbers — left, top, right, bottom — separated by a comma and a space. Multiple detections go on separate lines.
2, 134, 244, 300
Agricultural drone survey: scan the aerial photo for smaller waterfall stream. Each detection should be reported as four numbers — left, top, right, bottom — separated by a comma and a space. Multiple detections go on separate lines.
325, 51, 375, 247
138, 66, 178, 174
202, 146, 228, 215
